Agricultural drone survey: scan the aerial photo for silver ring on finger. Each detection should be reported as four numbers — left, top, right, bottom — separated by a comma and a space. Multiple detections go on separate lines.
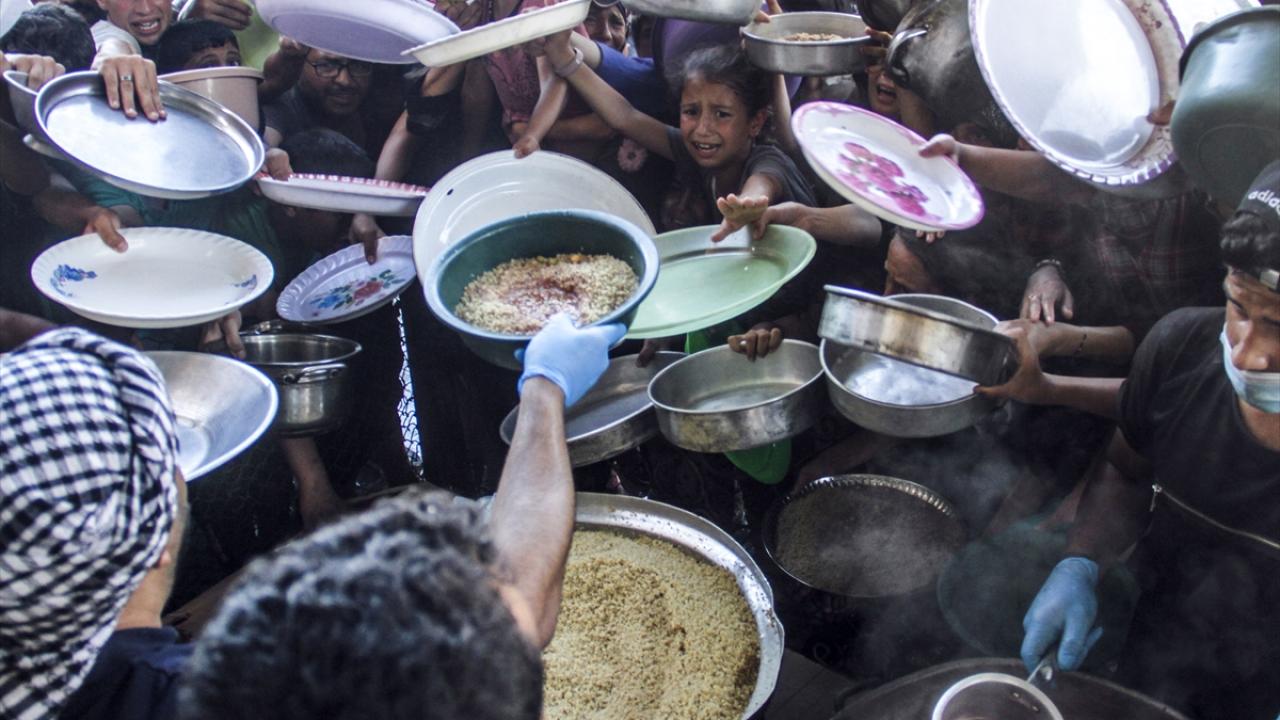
121, 74, 134, 83
1026, 294, 1040, 302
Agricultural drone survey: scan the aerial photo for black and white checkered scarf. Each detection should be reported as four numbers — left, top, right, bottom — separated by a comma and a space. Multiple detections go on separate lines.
0, 328, 177, 720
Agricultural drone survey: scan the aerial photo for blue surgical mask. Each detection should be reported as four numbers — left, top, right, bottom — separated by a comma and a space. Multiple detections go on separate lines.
1221, 328, 1280, 414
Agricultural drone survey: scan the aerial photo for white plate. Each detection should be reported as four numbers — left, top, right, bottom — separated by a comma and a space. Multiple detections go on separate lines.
257, 0, 459, 64
277, 236, 416, 324
970, 0, 1185, 190
792, 102, 984, 232
404, 0, 590, 67
257, 173, 429, 216
31, 227, 273, 329
412, 150, 655, 280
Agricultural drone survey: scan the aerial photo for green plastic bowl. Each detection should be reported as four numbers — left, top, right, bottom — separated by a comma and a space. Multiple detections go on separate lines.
424, 209, 659, 369
1173, 6, 1280, 205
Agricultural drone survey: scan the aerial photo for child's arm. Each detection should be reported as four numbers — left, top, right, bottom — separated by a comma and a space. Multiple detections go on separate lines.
770, 73, 799, 158
711, 172, 784, 242
540, 32, 672, 160
513, 56, 570, 158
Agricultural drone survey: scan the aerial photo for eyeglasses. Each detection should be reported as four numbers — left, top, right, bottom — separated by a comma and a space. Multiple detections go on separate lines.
307, 59, 374, 79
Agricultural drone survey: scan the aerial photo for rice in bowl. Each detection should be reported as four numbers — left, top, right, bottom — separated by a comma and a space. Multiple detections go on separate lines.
542, 529, 759, 720
454, 253, 638, 335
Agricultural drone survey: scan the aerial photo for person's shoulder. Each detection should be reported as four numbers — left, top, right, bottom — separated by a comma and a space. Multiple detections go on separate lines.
105, 628, 193, 675
1145, 307, 1223, 352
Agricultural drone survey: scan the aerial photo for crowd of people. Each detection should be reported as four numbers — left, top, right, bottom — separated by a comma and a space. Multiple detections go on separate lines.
0, 0, 1276, 718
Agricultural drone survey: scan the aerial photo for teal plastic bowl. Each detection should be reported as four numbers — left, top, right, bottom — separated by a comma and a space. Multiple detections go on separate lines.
424, 209, 659, 369
1173, 6, 1280, 205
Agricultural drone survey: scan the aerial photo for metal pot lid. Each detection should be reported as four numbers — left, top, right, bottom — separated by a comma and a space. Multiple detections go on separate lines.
970, 0, 1186, 190
34, 71, 265, 200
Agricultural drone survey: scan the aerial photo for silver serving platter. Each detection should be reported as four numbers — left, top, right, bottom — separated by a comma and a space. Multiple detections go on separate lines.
970, 0, 1186, 192
34, 71, 265, 200
622, 0, 759, 25
500, 351, 685, 467
742, 12, 871, 76
146, 351, 278, 481
573, 492, 783, 720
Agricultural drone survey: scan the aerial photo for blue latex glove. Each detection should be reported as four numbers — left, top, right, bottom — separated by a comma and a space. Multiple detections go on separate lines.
1021, 556, 1104, 672
516, 314, 626, 407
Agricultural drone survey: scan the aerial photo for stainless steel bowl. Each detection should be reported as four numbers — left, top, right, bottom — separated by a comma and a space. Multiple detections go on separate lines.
574, 492, 783, 719
147, 351, 278, 480
743, 12, 870, 76
500, 352, 684, 467
237, 332, 362, 437
818, 285, 1018, 387
648, 340, 825, 453
932, 672, 1063, 720
622, 0, 759, 25
822, 294, 1002, 438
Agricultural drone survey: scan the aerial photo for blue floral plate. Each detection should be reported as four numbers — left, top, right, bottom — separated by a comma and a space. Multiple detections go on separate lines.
277, 236, 416, 325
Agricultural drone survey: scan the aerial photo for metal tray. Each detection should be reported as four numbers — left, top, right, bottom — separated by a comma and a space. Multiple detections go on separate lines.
35, 71, 264, 200
818, 286, 1017, 387
404, 0, 590, 67
500, 351, 685, 467
573, 492, 783, 720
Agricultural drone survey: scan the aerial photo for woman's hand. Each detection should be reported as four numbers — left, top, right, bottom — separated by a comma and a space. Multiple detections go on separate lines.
712, 193, 769, 242
728, 323, 782, 361
1021, 263, 1074, 324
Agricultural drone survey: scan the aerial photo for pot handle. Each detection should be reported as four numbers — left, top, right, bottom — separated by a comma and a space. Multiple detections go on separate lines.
281, 363, 346, 385
885, 26, 927, 88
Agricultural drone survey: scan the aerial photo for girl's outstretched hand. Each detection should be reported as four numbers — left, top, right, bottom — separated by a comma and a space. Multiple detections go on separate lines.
711, 193, 769, 242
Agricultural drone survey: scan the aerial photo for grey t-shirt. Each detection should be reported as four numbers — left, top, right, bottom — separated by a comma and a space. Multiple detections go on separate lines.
664, 126, 816, 219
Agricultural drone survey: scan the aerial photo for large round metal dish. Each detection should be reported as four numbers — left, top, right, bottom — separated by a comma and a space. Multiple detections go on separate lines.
256, 0, 458, 64
235, 331, 362, 437
425, 209, 660, 370
832, 658, 1192, 720
1172, 6, 1280, 205
146, 351, 278, 481
412, 150, 655, 273
34, 71, 264, 200
818, 285, 1018, 387
743, 12, 870, 76
405, 0, 590, 67
31, 227, 273, 329
970, 0, 1186, 193
500, 351, 685, 467
621, 0, 759, 25
573, 492, 783, 720
821, 294, 1001, 438
762, 474, 966, 599
626, 224, 816, 340
648, 340, 825, 453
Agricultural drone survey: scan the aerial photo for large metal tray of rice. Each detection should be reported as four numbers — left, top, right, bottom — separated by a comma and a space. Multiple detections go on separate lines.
544, 493, 783, 719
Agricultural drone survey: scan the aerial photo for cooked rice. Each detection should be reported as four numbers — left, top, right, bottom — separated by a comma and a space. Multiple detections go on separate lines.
543, 530, 759, 720
454, 253, 637, 335
783, 32, 845, 41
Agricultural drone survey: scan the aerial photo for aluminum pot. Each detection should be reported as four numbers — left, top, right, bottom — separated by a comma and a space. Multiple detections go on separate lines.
822, 293, 1001, 437
742, 13, 870, 76
818, 286, 1018, 387
237, 332, 362, 437
160, 66, 264, 132
648, 340, 825, 453
931, 672, 1063, 720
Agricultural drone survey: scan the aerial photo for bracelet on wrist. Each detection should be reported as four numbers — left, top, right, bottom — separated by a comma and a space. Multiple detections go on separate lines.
1034, 257, 1066, 280
553, 47, 583, 79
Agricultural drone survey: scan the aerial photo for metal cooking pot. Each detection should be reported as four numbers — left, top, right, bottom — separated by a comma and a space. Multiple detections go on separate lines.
931, 672, 1063, 720
884, 0, 1018, 148
821, 293, 1002, 438
742, 13, 870, 77
818, 286, 1018, 388
648, 340, 826, 453
237, 331, 362, 437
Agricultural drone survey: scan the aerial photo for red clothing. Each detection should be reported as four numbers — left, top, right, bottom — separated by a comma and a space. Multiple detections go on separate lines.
482, 0, 589, 133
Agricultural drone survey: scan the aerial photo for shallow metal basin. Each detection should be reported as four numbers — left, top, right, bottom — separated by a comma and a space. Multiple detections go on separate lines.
743, 12, 870, 76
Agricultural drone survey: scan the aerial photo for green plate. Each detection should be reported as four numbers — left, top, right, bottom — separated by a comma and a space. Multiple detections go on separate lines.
625, 225, 817, 340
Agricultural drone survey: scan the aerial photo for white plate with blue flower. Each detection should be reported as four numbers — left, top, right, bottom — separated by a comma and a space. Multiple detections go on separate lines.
277, 235, 416, 325
31, 227, 273, 329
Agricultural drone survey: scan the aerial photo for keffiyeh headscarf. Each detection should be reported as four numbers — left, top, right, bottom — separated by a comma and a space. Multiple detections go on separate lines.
0, 328, 177, 720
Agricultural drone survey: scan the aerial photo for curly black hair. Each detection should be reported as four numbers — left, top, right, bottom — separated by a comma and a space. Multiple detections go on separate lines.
179, 490, 543, 720
1220, 210, 1280, 283
0, 3, 95, 73
279, 128, 376, 178
155, 19, 238, 74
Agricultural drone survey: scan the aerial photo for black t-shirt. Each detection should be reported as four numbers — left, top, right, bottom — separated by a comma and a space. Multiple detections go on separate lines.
664, 126, 817, 223
1118, 307, 1280, 539
59, 628, 192, 720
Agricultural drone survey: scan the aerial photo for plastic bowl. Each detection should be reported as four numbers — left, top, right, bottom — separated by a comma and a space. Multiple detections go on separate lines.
424, 209, 659, 369
159, 66, 264, 132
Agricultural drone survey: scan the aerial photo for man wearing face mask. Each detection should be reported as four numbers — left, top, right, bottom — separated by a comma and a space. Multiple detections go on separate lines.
980, 160, 1280, 720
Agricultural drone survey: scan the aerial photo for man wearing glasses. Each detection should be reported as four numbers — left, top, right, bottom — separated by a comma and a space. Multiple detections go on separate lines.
263, 48, 374, 152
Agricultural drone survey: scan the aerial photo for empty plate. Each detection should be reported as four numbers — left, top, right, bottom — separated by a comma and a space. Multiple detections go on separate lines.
277, 236, 416, 324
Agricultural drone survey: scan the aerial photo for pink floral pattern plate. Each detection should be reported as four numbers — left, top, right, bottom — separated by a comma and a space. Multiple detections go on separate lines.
792, 102, 984, 232
277, 236, 416, 324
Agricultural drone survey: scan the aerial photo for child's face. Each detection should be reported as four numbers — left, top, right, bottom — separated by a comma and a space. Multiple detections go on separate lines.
182, 41, 242, 70
95, 0, 172, 45
678, 75, 765, 172
584, 4, 627, 53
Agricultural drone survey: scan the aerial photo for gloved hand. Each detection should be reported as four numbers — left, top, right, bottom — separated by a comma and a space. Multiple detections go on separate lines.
1021, 556, 1104, 673
517, 314, 626, 407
